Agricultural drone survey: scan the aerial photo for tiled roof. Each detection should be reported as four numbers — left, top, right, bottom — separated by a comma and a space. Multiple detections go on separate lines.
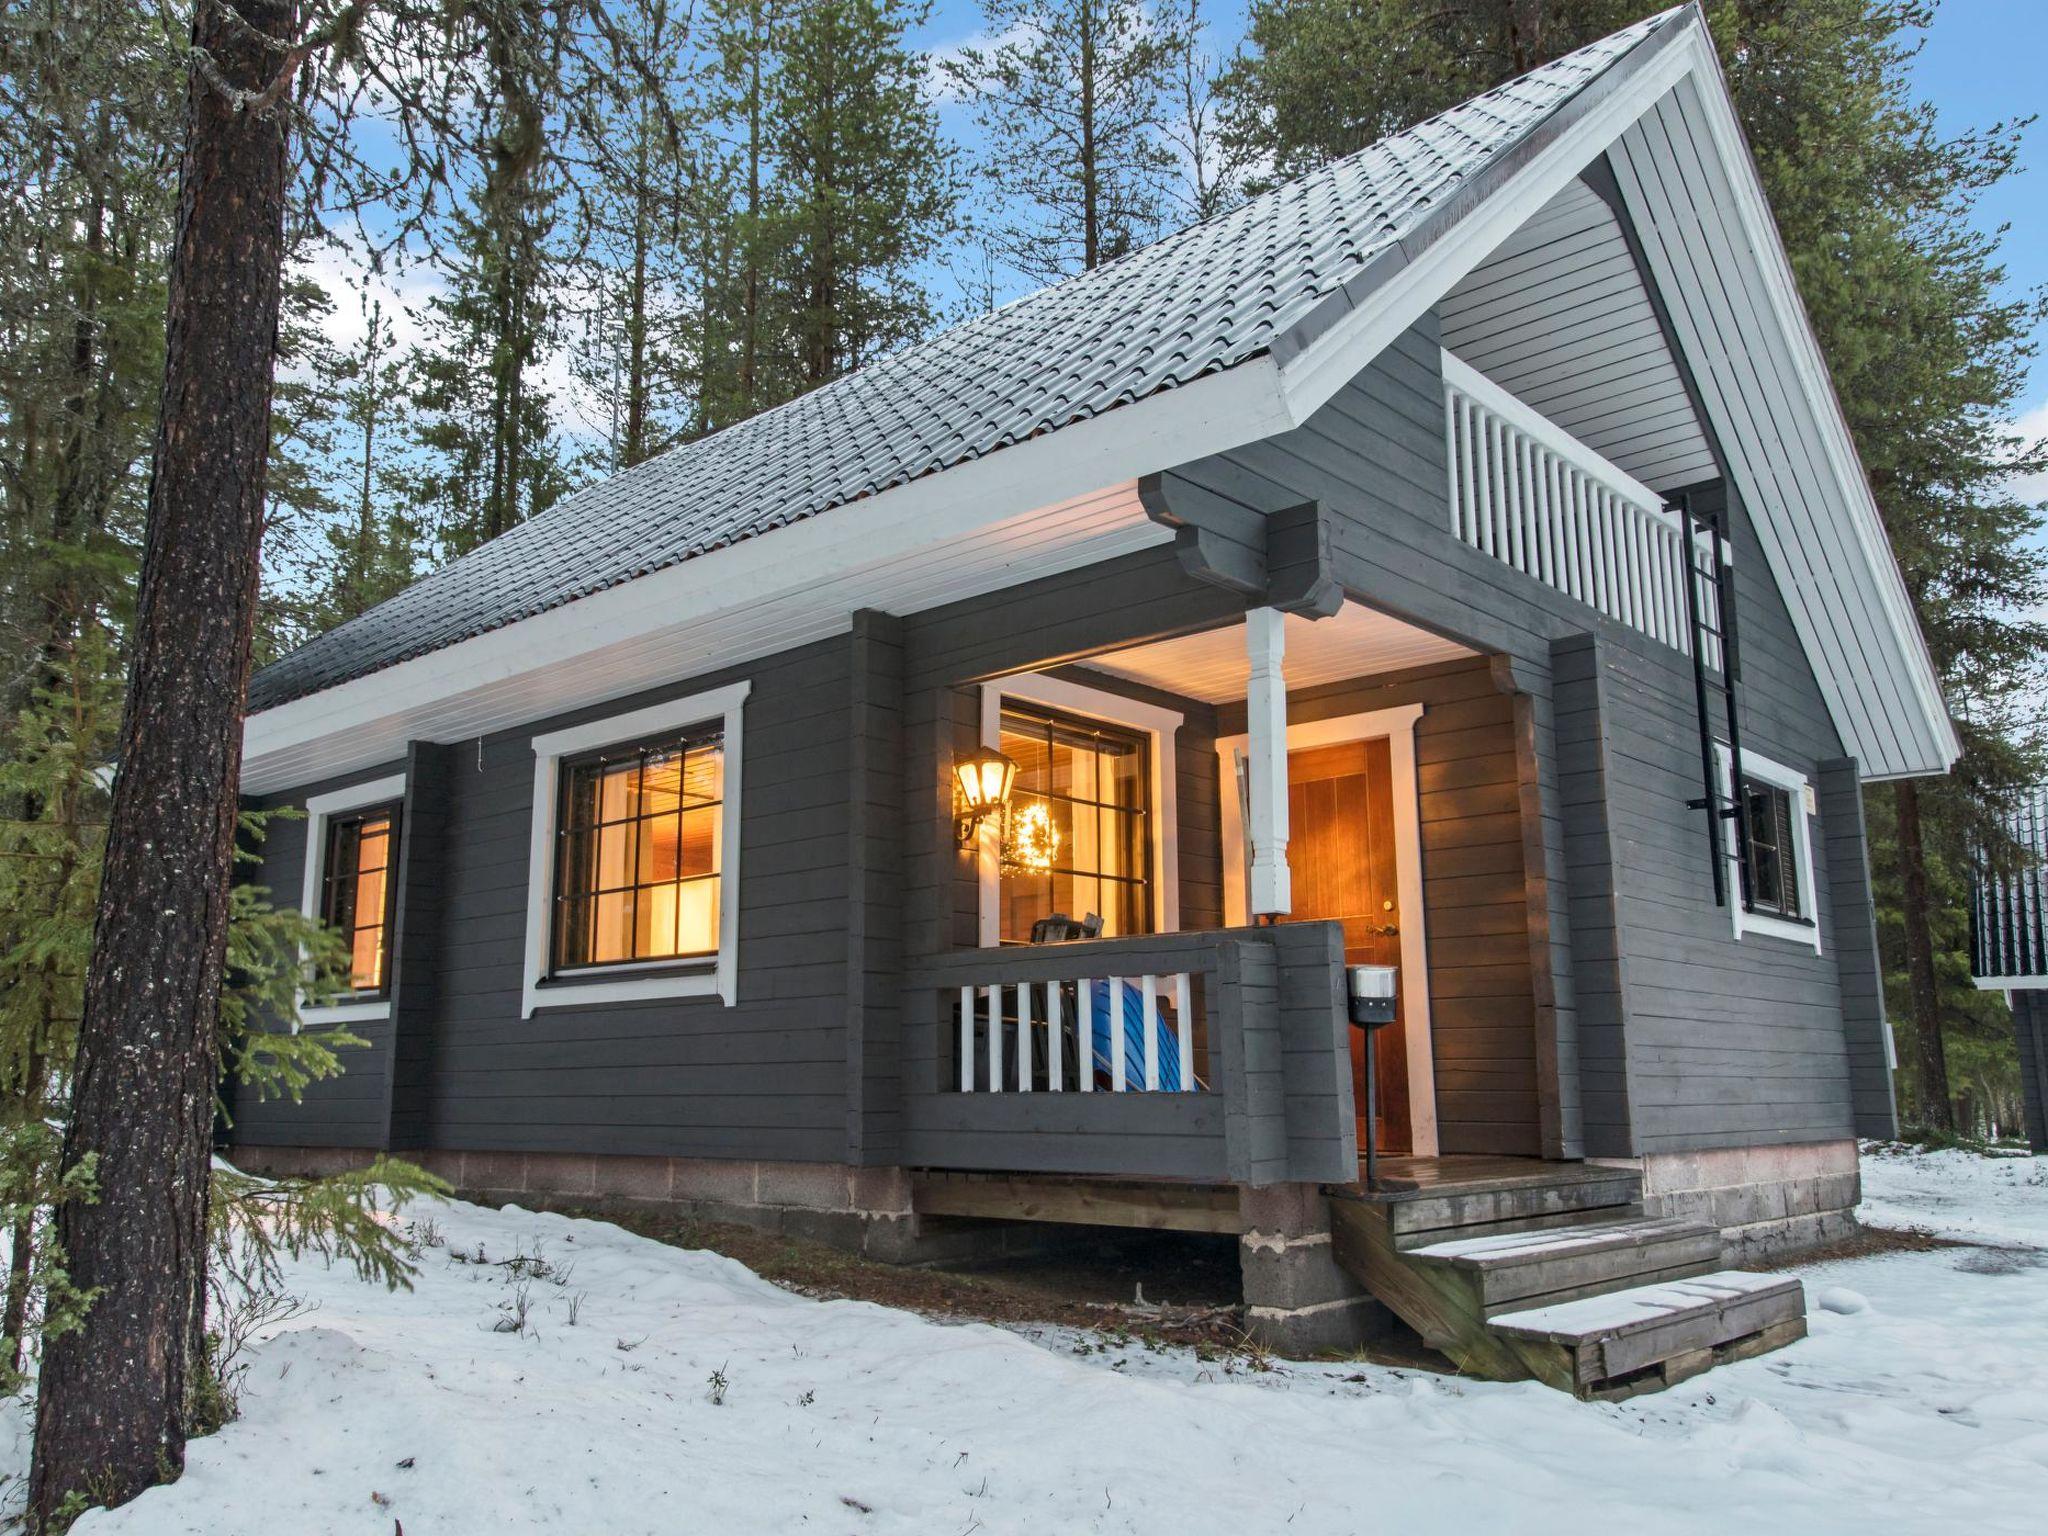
250, 11, 1673, 712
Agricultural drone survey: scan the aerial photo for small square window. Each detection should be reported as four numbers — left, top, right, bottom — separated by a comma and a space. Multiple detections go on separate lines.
1715, 744, 1819, 952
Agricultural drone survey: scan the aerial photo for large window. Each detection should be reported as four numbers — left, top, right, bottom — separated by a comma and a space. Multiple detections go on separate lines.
997, 704, 1153, 942
319, 805, 401, 995
551, 733, 724, 970
522, 681, 749, 1014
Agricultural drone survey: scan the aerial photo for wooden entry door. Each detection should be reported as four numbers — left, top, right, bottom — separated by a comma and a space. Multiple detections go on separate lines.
1286, 739, 1411, 1157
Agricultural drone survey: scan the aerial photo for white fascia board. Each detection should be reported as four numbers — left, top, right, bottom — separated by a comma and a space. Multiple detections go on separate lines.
1274, 23, 1697, 428
243, 357, 1292, 787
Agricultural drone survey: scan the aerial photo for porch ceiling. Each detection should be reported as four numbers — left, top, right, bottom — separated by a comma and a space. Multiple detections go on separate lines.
1079, 603, 1477, 704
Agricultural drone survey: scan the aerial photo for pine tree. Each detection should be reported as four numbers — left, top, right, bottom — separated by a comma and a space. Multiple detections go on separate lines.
1217, 0, 1637, 184
943, 0, 1187, 281
567, 0, 707, 470
770, 0, 955, 385
1218, 0, 2047, 1135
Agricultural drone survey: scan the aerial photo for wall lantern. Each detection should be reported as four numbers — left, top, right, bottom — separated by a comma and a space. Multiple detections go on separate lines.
953, 747, 1018, 846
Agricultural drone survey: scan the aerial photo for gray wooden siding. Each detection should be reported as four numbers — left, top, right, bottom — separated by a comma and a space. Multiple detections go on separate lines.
1172, 312, 1871, 1157
407, 641, 853, 1162
1440, 175, 1717, 490
230, 759, 409, 1150
2014, 989, 2048, 1154
1550, 635, 1634, 1157
235, 312, 1891, 1178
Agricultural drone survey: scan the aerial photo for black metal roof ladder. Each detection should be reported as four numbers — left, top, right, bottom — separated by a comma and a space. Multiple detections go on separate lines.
1679, 493, 1753, 909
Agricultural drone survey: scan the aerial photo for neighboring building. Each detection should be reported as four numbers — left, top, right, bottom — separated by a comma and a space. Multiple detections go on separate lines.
227, 8, 1951, 1396
1970, 789, 2048, 1151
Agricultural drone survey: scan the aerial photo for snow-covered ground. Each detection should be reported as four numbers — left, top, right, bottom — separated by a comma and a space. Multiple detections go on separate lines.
8, 1146, 2045, 1535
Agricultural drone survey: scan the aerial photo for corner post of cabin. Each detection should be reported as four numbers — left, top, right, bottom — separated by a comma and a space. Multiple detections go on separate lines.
1245, 606, 1291, 919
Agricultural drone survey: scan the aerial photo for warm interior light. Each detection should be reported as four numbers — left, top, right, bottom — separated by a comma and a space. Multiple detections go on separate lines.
954, 747, 1018, 844
1005, 799, 1060, 872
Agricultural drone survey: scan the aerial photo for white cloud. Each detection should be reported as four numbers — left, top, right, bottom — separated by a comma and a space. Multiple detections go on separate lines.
924, 21, 1038, 105
2008, 395, 2048, 510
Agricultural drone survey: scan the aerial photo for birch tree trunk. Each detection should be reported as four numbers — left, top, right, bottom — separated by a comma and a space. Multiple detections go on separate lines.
27, 0, 289, 1521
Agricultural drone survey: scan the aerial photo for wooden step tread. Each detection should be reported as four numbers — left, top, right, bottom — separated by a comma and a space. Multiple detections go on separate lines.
1488, 1271, 1803, 1343
1488, 1271, 1808, 1400
1406, 1215, 1719, 1270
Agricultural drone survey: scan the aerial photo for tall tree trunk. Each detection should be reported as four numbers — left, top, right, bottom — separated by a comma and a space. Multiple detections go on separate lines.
27, 0, 288, 1522
1894, 777, 1953, 1133
1079, 2, 1099, 269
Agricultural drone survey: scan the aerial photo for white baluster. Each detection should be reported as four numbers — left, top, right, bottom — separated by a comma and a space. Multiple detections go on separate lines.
1109, 976, 1128, 1092
1016, 982, 1032, 1092
985, 983, 1002, 1093
1141, 974, 1160, 1091
1473, 408, 1494, 555
1078, 979, 1094, 1093
1173, 972, 1194, 1092
1048, 980, 1064, 1092
958, 985, 973, 1092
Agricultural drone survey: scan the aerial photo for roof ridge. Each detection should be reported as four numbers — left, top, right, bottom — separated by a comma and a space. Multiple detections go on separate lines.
251, 9, 1680, 712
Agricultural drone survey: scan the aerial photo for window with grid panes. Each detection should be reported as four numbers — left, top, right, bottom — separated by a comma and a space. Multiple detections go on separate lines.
319, 806, 401, 994
997, 704, 1152, 942
551, 731, 724, 970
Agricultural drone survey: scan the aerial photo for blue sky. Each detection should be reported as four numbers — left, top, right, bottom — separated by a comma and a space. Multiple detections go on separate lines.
1907, 0, 2048, 423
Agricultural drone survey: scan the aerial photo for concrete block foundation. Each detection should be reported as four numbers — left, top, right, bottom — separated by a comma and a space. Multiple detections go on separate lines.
1236, 1184, 1389, 1355
225, 1144, 1075, 1267
1630, 1137, 1862, 1263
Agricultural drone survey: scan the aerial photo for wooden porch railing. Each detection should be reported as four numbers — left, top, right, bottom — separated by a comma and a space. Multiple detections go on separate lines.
1441, 350, 1721, 667
901, 925, 1357, 1185
925, 941, 1207, 1095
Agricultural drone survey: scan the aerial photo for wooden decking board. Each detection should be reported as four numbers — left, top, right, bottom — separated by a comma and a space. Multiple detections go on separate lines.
1407, 1214, 1714, 1265
910, 1172, 1245, 1233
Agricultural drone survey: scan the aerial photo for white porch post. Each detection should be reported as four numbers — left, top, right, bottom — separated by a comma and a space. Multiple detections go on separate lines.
1245, 606, 1291, 919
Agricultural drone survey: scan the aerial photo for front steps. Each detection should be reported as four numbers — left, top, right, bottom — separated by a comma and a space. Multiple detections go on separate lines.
1327, 1161, 1808, 1398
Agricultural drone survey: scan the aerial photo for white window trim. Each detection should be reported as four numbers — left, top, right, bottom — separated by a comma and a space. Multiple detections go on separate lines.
977, 675, 1183, 947
521, 680, 750, 1016
298, 772, 408, 1026
1715, 743, 1822, 952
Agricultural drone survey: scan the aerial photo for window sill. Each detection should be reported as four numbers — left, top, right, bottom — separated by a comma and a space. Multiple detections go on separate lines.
523, 963, 724, 1016
1732, 908, 1822, 953
297, 999, 392, 1025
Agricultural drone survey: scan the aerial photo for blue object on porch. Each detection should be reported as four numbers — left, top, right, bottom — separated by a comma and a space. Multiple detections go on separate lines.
1085, 980, 1189, 1090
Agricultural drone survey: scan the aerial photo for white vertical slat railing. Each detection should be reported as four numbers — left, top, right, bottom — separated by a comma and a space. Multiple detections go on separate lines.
954, 971, 1202, 1093
1441, 350, 1721, 667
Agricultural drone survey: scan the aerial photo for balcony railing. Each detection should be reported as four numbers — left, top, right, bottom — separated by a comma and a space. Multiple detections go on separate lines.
1441, 350, 1719, 665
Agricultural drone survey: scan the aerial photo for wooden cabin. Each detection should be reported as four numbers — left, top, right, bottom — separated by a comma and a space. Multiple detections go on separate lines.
228, 8, 1953, 1397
